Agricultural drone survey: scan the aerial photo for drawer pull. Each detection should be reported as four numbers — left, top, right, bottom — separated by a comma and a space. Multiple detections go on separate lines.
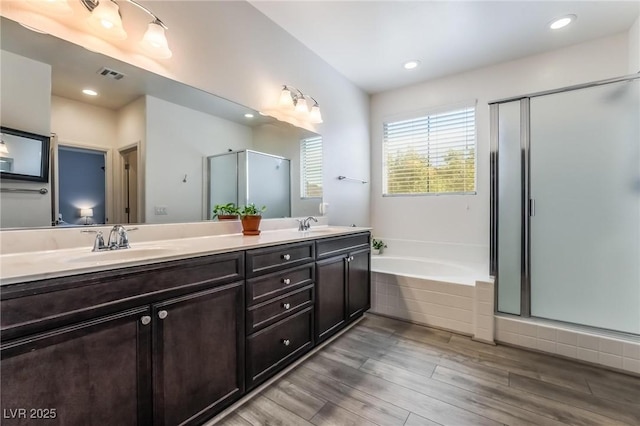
282, 339, 290, 346
158, 310, 168, 320
282, 278, 291, 285
283, 303, 291, 310
141, 316, 151, 326
282, 254, 291, 261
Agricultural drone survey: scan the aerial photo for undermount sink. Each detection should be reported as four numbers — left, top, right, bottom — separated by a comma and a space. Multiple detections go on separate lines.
66, 247, 178, 264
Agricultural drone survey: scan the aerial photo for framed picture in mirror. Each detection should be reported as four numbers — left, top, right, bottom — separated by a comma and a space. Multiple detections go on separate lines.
0, 126, 50, 182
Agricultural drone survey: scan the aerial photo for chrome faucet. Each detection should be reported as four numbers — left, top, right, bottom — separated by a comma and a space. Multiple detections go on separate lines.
107, 225, 131, 250
297, 216, 318, 231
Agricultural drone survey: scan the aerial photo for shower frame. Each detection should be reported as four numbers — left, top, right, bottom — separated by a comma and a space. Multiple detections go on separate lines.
489, 72, 640, 326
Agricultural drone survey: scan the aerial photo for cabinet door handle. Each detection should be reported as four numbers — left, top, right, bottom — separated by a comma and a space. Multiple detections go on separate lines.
282, 278, 291, 285
282, 254, 291, 261
282, 339, 290, 346
283, 303, 291, 310
158, 310, 168, 320
140, 315, 151, 326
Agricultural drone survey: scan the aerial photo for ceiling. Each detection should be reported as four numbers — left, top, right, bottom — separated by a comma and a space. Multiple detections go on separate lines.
251, 1, 640, 94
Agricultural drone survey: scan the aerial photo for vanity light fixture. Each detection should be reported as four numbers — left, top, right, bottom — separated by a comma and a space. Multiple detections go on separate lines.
81, 0, 172, 58
549, 14, 576, 30
82, 88, 98, 96
279, 85, 323, 124
244, 113, 254, 118
403, 60, 420, 70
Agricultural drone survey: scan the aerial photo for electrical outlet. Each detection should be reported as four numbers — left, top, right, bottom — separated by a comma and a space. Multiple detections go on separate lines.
154, 206, 168, 215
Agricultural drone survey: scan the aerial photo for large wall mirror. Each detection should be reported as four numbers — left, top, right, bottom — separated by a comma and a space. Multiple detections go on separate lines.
0, 17, 322, 229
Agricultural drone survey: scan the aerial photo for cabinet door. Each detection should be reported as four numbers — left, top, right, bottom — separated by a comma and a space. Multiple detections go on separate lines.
153, 282, 244, 426
1, 307, 152, 426
347, 249, 371, 319
315, 256, 346, 342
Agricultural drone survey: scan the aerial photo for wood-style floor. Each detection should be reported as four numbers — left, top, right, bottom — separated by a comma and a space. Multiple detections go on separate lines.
219, 314, 640, 426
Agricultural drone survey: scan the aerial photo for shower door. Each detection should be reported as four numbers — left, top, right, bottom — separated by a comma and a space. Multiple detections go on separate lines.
529, 79, 640, 334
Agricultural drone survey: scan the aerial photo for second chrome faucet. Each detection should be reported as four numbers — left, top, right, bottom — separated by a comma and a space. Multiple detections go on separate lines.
297, 216, 318, 231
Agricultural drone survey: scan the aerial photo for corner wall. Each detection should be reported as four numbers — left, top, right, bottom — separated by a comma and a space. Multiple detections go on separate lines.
370, 33, 629, 271
0, 50, 52, 228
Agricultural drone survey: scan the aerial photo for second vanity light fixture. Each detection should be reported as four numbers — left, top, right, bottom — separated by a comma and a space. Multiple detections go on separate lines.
80, 0, 172, 58
279, 85, 323, 124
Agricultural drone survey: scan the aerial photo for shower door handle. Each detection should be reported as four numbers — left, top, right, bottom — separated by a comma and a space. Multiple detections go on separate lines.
529, 199, 535, 217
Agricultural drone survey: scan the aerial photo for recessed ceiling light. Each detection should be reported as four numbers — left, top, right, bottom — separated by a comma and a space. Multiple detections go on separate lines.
82, 89, 98, 96
244, 113, 254, 118
549, 14, 576, 30
403, 60, 420, 70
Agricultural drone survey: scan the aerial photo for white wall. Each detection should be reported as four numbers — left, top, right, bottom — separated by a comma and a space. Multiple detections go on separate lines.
0, 50, 52, 228
145, 95, 253, 223
370, 33, 629, 268
629, 16, 640, 73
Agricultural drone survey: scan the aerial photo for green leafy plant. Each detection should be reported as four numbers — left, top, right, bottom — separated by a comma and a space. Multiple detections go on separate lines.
239, 204, 266, 217
372, 239, 387, 250
212, 203, 239, 219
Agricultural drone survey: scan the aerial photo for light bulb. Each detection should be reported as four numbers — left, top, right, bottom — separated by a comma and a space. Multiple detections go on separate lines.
141, 21, 172, 59
309, 105, 323, 124
295, 97, 308, 114
88, 0, 127, 40
279, 87, 294, 108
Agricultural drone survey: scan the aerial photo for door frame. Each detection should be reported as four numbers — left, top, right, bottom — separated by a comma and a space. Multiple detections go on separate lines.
114, 142, 142, 224
51, 138, 113, 225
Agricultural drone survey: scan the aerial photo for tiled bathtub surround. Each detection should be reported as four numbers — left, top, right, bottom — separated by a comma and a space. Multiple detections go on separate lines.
370, 271, 495, 343
495, 316, 640, 375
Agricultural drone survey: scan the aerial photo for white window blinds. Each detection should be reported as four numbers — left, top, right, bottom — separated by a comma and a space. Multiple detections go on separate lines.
383, 106, 476, 195
300, 136, 323, 198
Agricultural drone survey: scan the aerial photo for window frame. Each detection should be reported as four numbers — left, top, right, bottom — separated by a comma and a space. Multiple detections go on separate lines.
300, 136, 323, 199
382, 103, 477, 197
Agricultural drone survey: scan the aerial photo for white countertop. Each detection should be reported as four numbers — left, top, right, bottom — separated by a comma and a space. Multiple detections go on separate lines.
0, 226, 370, 286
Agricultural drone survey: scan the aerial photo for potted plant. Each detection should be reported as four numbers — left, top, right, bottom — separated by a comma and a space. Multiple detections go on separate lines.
372, 238, 387, 255
239, 204, 266, 235
212, 203, 239, 220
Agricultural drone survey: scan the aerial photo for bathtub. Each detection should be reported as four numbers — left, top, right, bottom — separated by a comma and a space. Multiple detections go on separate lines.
368, 249, 494, 341
371, 256, 478, 285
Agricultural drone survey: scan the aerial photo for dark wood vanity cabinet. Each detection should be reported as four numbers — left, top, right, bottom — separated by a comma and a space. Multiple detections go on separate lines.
1, 307, 152, 426
1, 252, 245, 426
0, 231, 371, 425
315, 233, 371, 343
152, 282, 244, 426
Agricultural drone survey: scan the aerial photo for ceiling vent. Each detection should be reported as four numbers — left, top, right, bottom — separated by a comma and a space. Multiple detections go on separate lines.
97, 67, 125, 80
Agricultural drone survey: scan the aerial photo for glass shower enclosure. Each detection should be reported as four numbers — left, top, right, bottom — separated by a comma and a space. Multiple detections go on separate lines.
207, 150, 291, 219
491, 75, 640, 335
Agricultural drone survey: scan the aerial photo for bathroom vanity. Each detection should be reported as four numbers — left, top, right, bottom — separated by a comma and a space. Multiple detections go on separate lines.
0, 227, 371, 425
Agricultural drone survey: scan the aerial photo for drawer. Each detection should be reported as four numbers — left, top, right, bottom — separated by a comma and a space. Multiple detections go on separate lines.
316, 233, 370, 259
246, 263, 314, 306
1, 252, 244, 340
246, 242, 315, 277
247, 285, 313, 334
246, 307, 313, 389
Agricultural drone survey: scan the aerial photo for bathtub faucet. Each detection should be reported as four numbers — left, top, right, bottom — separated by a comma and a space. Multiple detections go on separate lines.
297, 216, 318, 231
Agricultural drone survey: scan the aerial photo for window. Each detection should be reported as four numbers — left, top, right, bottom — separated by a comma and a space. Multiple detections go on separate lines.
383, 106, 476, 195
300, 136, 323, 198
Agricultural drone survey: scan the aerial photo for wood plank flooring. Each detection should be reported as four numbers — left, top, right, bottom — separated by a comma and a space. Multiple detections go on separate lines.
219, 314, 640, 426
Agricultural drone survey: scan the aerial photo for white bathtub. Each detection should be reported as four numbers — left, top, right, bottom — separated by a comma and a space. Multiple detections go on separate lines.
371, 256, 478, 285
369, 251, 494, 341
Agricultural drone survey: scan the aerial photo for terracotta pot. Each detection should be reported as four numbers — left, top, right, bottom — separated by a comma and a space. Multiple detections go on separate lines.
241, 215, 262, 235
217, 215, 238, 221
